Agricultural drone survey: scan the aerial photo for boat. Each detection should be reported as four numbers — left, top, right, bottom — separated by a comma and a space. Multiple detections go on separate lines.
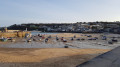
0, 38, 8, 42
11, 39, 16, 42
63, 39, 67, 42
81, 38, 85, 40
64, 46, 68, 48
108, 41, 113, 44
112, 39, 118, 42
102, 36, 107, 40
27, 39, 32, 42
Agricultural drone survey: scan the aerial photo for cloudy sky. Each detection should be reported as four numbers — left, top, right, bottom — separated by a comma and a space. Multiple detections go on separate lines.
0, 0, 120, 27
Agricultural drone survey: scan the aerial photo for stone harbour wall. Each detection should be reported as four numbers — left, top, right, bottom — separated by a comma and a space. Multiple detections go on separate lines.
0, 32, 30, 38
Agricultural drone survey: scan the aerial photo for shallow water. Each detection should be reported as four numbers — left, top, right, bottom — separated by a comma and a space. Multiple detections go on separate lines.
31, 31, 60, 35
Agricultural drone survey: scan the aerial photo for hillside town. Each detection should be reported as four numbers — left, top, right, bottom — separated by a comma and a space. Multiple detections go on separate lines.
1, 0, 120, 67
1, 21, 120, 33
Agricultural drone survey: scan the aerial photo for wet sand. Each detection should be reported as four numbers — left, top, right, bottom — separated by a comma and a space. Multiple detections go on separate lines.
0, 33, 120, 49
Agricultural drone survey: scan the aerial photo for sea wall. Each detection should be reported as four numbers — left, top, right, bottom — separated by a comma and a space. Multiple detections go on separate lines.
7, 30, 20, 32
76, 46, 120, 67
0, 31, 30, 38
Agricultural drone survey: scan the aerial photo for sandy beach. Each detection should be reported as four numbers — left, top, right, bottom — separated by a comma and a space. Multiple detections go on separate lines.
0, 48, 109, 67
0, 33, 119, 67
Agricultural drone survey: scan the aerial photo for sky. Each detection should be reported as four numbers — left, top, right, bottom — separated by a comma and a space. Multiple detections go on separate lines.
0, 0, 120, 27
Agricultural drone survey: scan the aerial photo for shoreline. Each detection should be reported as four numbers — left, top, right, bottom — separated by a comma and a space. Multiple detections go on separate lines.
0, 33, 120, 49
29, 31, 120, 34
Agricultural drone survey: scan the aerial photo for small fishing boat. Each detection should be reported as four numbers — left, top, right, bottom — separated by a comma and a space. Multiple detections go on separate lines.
11, 39, 16, 42
45, 38, 48, 42
74, 35, 76, 38
76, 38, 80, 40
7, 37, 13, 40
56, 37, 59, 41
0, 38, 8, 42
102, 36, 107, 40
108, 41, 113, 44
87, 35, 92, 37
48, 35, 51, 38
81, 38, 85, 40
39, 38, 42, 41
64, 46, 68, 48
94, 37, 98, 39
27, 39, 32, 42
112, 39, 118, 42
92, 38, 97, 40
63, 39, 67, 42
88, 38, 93, 40
71, 37, 74, 41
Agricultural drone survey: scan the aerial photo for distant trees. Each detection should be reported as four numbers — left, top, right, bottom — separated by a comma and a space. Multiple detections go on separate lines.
8, 24, 26, 30
0, 27, 4, 30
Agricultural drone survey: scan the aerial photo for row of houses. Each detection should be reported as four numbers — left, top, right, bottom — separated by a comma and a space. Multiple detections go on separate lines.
5, 22, 120, 33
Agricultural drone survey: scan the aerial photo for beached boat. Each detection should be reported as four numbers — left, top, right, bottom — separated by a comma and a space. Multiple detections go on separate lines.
27, 39, 32, 42
11, 39, 16, 42
102, 36, 107, 40
0, 38, 8, 42
112, 39, 118, 42
108, 41, 113, 44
